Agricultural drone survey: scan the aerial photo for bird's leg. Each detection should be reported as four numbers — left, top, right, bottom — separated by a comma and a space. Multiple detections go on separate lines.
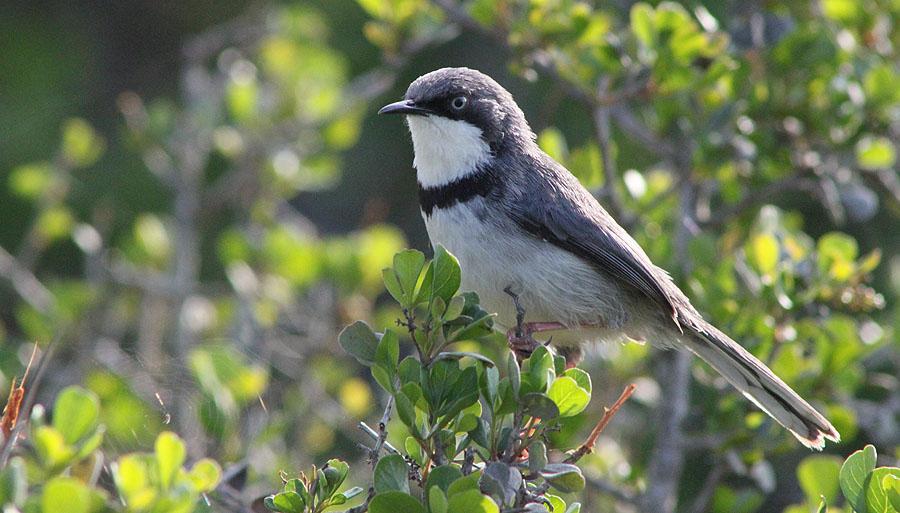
502, 286, 565, 361
505, 322, 567, 360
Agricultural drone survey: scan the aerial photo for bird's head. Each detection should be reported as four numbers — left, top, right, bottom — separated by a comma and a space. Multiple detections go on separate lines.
379, 67, 534, 186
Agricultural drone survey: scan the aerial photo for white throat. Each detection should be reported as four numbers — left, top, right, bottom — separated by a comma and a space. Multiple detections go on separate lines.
407, 116, 492, 187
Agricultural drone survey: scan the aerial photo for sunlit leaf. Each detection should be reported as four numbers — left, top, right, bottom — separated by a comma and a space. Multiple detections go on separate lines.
52, 386, 100, 445
841, 445, 877, 513
155, 431, 186, 491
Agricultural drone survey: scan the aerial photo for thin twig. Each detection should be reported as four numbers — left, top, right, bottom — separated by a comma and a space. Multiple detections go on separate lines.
372, 396, 394, 467
0, 245, 56, 314
584, 475, 640, 505
687, 460, 725, 513
358, 422, 400, 456
0, 336, 58, 467
565, 383, 636, 464
358, 396, 398, 465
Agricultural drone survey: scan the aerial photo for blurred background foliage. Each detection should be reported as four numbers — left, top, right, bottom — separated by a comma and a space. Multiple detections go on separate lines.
0, 0, 897, 512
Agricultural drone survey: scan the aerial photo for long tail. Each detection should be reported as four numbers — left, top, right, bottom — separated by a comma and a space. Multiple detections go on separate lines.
683, 322, 840, 450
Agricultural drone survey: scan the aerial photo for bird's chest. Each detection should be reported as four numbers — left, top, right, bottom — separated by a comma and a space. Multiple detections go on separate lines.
421, 201, 619, 329
422, 202, 513, 310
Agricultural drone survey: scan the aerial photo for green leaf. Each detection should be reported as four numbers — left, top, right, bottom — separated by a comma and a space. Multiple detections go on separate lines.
321, 459, 350, 497
369, 491, 425, 513
52, 386, 100, 444
479, 462, 522, 507
541, 463, 586, 493
631, 3, 655, 47
112, 454, 152, 509
798, 455, 842, 505
155, 431, 186, 491
383, 268, 405, 305
188, 458, 222, 492
426, 465, 463, 494
398, 357, 422, 385
430, 486, 449, 513
444, 295, 466, 321
886, 473, 900, 511
74, 426, 105, 460
447, 472, 481, 496
481, 365, 500, 405
507, 353, 520, 398
395, 391, 418, 432
271, 491, 306, 513
393, 249, 426, 306
33, 426, 75, 470
447, 490, 500, 513
524, 346, 555, 394
8, 162, 53, 199
450, 313, 495, 343
563, 368, 591, 394
545, 494, 568, 513
374, 330, 400, 392
440, 366, 479, 419
856, 136, 896, 170
529, 441, 548, 473
434, 351, 495, 367
37, 207, 74, 242
406, 436, 424, 466
747, 233, 779, 277
375, 454, 409, 494
841, 445, 878, 513
522, 393, 560, 420
430, 246, 461, 302
867, 468, 900, 513
61, 118, 105, 167
547, 376, 591, 417
376, 330, 400, 369
42, 477, 90, 513
315, 468, 329, 502
339, 321, 379, 366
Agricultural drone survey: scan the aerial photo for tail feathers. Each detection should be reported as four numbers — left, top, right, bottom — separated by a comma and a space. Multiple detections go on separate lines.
685, 324, 840, 450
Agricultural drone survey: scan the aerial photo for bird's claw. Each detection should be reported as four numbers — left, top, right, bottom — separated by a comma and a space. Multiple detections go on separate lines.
507, 327, 542, 362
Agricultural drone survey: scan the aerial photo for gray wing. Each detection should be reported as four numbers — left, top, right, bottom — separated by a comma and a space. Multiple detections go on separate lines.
504, 156, 684, 328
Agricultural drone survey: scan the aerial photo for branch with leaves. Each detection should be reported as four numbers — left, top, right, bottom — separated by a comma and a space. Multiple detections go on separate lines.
266, 247, 632, 513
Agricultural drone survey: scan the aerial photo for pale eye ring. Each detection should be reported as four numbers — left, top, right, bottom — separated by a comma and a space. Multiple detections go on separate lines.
451, 96, 467, 110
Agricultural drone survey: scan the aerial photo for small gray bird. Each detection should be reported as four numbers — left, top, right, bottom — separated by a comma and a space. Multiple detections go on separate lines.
379, 67, 839, 449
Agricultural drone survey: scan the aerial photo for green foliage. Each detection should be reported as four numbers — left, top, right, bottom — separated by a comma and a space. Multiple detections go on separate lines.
264, 459, 362, 513
33, 386, 104, 473
790, 445, 900, 513
289, 248, 592, 511
0, 386, 220, 513
112, 432, 221, 513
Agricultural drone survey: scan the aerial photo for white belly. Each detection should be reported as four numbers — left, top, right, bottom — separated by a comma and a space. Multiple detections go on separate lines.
422, 201, 632, 334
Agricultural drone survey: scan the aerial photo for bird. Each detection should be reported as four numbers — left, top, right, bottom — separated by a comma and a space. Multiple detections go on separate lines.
378, 67, 839, 449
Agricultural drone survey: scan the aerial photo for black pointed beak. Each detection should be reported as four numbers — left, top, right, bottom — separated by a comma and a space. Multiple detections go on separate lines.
378, 99, 433, 116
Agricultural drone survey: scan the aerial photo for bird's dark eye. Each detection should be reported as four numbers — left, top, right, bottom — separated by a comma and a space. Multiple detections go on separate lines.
451, 96, 467, 110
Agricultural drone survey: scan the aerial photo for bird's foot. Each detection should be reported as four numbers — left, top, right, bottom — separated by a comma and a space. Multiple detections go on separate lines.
502, 286, 567, 362
506, 322, 566, 362
506, 328, 542, 361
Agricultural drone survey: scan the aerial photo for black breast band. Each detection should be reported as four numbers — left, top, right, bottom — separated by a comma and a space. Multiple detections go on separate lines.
418, 171, 497, 216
